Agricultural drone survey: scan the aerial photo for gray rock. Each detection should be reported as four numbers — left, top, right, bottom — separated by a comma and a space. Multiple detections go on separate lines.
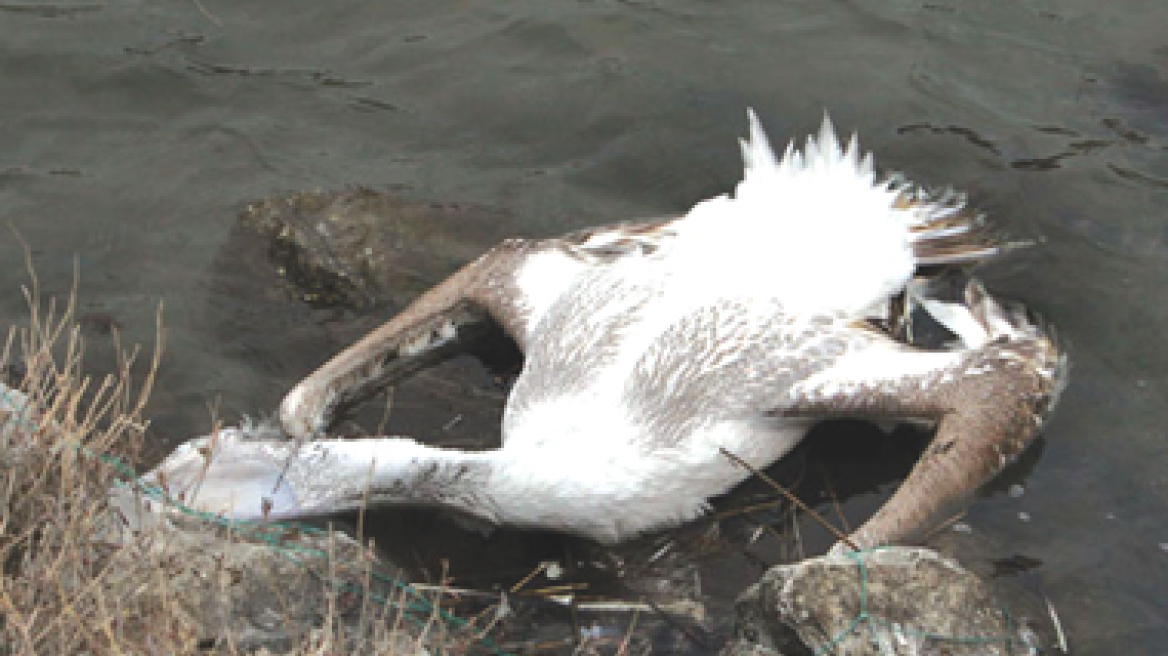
105, 484, 423, 654
723, 547, 1045, 656
238, 188, 518, 309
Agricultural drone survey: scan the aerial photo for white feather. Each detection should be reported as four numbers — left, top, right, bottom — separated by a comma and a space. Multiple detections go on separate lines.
668, 109, 920, 318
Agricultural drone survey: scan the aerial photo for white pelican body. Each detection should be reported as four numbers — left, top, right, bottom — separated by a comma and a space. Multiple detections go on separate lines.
146, 112, 1066, 548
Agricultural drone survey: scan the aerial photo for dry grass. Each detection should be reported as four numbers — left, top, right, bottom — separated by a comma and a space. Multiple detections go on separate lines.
0, 259, 477, 655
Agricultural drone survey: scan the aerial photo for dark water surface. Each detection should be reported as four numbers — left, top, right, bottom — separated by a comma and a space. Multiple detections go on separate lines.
2, 1, 1167, 653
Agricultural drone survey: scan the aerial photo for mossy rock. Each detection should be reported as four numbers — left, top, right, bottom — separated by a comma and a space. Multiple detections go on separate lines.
239, 189, 517, 310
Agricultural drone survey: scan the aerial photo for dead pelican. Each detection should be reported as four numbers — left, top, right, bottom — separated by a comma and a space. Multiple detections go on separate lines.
145, 111, 1067, 550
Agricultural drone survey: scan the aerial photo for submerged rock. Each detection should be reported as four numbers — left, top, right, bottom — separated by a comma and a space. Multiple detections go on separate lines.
239, 188, 517, 309
722, 547, 1046, 656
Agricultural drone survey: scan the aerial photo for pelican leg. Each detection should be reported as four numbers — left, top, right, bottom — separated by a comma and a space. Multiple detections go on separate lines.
279, 239, 537, 441
778, 283, 1066, 551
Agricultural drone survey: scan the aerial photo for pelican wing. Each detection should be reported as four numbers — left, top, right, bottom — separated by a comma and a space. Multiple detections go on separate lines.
773, 282, 1066, 550
280, 218, 681, 442
280, 239, 536, 441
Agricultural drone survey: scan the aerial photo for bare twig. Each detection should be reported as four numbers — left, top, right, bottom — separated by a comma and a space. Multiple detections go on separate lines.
519, 583, 588, 596
374, 387, 395, 436
646, 598, 709, 651
819, 464, 851, 534
713, 498, 784, 520
509, 560, 549, 594
918, 510, 967, 544
615, 608, 640, 656
719, 447, 859, 552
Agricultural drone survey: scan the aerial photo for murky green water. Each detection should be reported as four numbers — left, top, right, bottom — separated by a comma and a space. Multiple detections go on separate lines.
2, 0, 1166, 653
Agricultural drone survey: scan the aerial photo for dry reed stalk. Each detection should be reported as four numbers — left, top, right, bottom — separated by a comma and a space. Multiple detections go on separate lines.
819, 465, 852, 534
1, 244, 474, 655
719, 447, 859, 552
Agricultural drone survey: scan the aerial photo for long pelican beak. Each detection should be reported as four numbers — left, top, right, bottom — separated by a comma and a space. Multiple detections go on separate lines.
139, 427, 304, 521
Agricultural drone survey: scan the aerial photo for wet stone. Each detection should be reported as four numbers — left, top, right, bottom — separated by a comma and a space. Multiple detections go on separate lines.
238, 188, 518, 309
721, 547, 1047, 656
